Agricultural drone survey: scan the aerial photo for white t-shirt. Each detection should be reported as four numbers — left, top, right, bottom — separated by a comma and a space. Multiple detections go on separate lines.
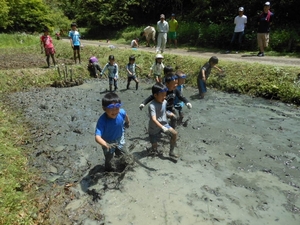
234, 15, 247, 32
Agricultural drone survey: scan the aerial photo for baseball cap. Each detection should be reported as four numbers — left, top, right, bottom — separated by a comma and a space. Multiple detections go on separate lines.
239, 7, 244, 11
264, 2, 270, 6
160, 14, 165, 19
171, 13, 175, 17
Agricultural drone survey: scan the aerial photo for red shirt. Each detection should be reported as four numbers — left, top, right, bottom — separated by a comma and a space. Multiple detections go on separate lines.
40, 35, 54, 48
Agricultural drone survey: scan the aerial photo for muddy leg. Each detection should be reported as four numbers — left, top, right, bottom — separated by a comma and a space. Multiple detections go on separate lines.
105, 153, 114, 172
169, 128, 178, 158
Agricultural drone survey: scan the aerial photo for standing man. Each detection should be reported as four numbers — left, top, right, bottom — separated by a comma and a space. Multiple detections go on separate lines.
140, 26, 156, 47
156, 14, 169, 54
226, 7, 247, 54
168, 13, 179, 48
257, 2, 274, 57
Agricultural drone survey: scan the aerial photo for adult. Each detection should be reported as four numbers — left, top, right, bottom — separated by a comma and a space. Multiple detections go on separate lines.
226, 7, 247, 54
156, 14, 169, 54
140, 26, 156, 47
168, 13, 179, 48
257, 1, 274, 57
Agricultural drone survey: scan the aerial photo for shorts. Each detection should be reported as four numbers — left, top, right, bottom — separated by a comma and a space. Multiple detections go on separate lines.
154, 74, 161, 79
149, 124, 171, 144
45, 47, 55, 55
257, 33, 269, 48
127, 75, 137, 82
73, 45, 80, 50
198, 78, 207, 94
168, 32, 177, 40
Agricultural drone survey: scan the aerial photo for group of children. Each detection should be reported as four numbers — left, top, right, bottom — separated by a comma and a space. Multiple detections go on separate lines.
94, 53, 222, 171
40, 22, 82, 68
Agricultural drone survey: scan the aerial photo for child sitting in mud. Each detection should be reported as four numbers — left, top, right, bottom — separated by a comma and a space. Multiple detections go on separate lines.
198, 56, 223, 99
87, 56, 102, 78
40, 28, 56, 68
95, 92, 130, 171
101, 55, 119, 92
148, 82, 178, 157
126, 55, 142, 90
140, 72, 192, 128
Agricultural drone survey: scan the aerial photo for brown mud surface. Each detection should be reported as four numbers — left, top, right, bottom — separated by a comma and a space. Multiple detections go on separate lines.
2, 44, 300, 224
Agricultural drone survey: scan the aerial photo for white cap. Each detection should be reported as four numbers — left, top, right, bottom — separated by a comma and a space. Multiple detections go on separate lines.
155, 54, 164, 59
239, 7, 244, 11
264, 2, 270, 6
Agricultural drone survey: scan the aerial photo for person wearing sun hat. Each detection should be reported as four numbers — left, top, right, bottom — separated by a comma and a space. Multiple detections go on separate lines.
257, 2, 274, 57
226, 6, 247, 54
156, 14, 169, 54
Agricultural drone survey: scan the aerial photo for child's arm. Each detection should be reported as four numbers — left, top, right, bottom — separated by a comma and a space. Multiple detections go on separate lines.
201, 68, 206, 81
40, 39, 44, 53
114, 64, 119, 79
139, 95, 154, 110
124, 114, 130, 128
126, 64, 132, 75
214, 65, 223, 73
95, 135, 110, 149
175, 89, 192, 109
100, 64, 107, 76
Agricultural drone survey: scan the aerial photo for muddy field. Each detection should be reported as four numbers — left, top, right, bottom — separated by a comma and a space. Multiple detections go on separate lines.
6, 75, 300, 225
1, 45, 300, 225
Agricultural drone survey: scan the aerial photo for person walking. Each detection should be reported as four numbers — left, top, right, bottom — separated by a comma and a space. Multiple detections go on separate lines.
168, 13, 179, 48
156, 14, 169, 54
226, 7, 247, 54
257, 2, 274, 57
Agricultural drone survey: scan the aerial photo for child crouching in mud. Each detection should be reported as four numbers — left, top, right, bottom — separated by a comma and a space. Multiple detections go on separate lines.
95, 92, 130, 171
148, 83, 178, 158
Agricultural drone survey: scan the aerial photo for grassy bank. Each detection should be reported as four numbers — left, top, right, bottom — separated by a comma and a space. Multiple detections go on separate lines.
0, 33, 300, 224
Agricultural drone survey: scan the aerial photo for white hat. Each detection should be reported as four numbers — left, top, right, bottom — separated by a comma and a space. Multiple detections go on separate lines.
264, 2, 270, 6
160, 14, 165, 19
239, 7, 244, 11
155, 54, 164, 59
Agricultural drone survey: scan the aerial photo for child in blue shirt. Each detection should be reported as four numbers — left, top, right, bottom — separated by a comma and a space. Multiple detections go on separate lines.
126, 55, 141, 90
95, 92, 130, 171
101, 55, 119, 92
68, 22, 81, 64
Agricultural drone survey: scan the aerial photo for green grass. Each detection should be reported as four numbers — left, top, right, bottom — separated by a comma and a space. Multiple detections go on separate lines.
1, 33, 300, 224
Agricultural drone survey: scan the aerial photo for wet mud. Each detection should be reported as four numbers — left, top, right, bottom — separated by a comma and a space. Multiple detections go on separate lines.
7, 78, 300, 225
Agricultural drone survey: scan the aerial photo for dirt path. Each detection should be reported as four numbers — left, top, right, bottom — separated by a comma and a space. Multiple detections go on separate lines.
76, 39, 300, 67
8, 77, 300, 224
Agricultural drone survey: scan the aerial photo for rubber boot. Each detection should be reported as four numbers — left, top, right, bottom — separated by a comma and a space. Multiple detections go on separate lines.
136, 82, 139, 90
126, 83, 130, 89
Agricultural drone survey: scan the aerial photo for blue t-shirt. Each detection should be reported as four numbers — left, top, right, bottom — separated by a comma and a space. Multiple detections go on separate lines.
68, 30, 81, 46
95, 108, 126, 141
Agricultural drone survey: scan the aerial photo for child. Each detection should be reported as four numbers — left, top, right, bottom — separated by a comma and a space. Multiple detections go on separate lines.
148, 82, 178, 157
174, 68, 187, 125
88, 56, 102, 78
149, 54, 164, 83
95, 92, 130, 171
131, 38, 139, 48
40, 28, 56, 68
126, 55, 141, 90
198, 56, 223, 99
140, 72, 192, 128
68, 22, 81, 64
101, 55, 119, 92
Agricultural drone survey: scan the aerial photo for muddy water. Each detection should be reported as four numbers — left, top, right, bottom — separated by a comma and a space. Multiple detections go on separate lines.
9, 79, 300, 225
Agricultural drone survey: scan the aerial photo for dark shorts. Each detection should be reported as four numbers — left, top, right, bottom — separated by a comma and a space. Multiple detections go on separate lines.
73, 45, 80, 50
127, 75, 137, 82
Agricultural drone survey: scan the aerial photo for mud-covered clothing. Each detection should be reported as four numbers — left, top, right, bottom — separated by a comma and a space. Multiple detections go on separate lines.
68, 30, 81, 46
148, 100, 168, 135
257, 11, 274, 33
142, 89, 189, 112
